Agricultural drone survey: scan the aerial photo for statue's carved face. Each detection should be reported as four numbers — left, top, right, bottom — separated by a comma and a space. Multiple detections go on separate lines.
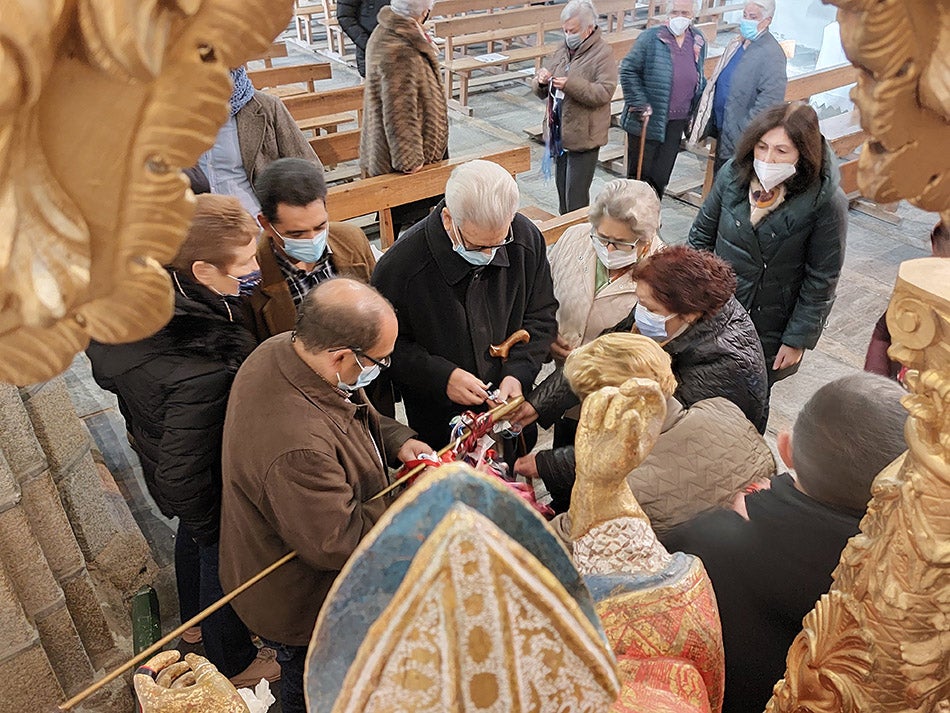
0, 0, 292, 384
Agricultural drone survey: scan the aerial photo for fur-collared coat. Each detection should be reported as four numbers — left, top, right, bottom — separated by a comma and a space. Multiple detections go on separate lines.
359, 6, 449, 176
86, 272, 257, 545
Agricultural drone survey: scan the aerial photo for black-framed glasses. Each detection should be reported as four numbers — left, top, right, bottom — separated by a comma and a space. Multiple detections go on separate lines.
455, 223, 515, 253
590, 231, 645, 253
330, 346, 391, 370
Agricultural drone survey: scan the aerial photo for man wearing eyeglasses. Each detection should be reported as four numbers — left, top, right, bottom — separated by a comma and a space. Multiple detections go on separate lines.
244, 158, 377, 342
371, 159, 558, 452
219, 278, 433, 713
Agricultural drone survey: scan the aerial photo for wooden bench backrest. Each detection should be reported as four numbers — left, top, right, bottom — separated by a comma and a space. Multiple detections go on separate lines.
310, 128, 361, 166
432, 0, 527, 18
785, 63, 858, 101
247, 42, 288, 67
538, 207, 589, 246
284, 85, 365, 122
328, 146, 531, 247
248, 63, 332, 91
434, 0, 635, 38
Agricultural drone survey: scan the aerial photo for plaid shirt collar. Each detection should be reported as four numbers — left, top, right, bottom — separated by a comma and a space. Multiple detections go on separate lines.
271, 243, 335, 306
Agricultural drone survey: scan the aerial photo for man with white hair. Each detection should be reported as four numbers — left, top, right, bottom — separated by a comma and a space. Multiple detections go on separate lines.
372, 160, 558, 451
688, 0, 787, 172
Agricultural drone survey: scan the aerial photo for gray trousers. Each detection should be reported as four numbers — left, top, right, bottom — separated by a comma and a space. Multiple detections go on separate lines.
555, 147, 600, 215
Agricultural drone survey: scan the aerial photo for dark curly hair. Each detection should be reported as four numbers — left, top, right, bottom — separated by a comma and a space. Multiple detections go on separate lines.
733, 102, 824, 195
633, 245, 737, 320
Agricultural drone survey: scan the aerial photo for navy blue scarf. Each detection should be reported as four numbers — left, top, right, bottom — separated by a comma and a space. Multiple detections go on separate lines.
229, 67, 256, 116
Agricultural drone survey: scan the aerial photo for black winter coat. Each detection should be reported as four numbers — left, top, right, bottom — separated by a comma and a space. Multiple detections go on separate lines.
688, 142, 848, 378
528, 296, 769, 434
664, 474, 862, 713
87, 272, 256, 545
337, 0, 390, 76
372, 203, 558, 447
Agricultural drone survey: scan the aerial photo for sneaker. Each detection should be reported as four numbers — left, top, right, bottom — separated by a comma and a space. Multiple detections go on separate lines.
180, 626, 203, 644
229, 647, 281, 689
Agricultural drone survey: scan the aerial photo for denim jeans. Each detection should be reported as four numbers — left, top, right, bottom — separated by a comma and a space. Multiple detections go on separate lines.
260, 639, 309, 713
175, 523, 257, 677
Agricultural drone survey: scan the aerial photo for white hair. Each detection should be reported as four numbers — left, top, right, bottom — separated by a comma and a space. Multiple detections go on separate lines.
588, 179, 661, 238
749, 0, 776, 19
391, 0, 433, 19
668, 0, 698, 13
444, 160, 519, 230
560, 0, 597, 28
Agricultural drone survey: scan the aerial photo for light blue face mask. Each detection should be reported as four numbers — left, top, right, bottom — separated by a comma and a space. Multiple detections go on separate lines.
739, 18, 761, 40
452, 224, 498, 267
278, 227, 329, 263
336, 354, 381, 392
634, 303, 677, 341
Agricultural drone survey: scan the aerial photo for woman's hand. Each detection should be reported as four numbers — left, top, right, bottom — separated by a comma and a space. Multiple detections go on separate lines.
536, 68, 552, 84
514, 453, 539, 479
773, 345, 805, 371
551, 76, 568, 89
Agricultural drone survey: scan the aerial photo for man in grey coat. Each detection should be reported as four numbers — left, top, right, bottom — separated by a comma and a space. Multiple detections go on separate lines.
688, 0, 787, 172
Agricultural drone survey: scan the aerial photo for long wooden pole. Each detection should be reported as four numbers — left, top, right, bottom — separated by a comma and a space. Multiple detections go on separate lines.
58, 395, 525, 710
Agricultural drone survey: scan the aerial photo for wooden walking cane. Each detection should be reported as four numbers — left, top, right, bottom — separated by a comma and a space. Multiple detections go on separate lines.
636, 106, 653, 181
57, 396, 526, 711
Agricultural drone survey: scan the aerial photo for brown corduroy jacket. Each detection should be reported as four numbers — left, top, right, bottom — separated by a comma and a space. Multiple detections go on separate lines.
533, 28, 618, 152
244, 225, 376, 343
359, 6, 449, 176
219, 334, 416, 646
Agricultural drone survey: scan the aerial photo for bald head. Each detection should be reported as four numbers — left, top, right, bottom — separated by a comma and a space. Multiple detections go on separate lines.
295, 278, 395, 353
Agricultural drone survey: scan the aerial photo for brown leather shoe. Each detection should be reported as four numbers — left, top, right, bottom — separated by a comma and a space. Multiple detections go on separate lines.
229, 646, 281, 689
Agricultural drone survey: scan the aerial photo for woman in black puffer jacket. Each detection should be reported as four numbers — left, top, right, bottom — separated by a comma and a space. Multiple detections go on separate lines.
514, 246, 769, 512
87, 195, 276, 686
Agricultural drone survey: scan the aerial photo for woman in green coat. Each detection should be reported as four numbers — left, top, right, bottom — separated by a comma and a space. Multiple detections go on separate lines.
688, 102, 847, 385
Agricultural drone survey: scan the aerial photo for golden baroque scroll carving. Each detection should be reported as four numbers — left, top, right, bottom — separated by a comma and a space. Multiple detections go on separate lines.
0, 0, 293, 385
823, 0, 950, 226
767, 259, 950, 713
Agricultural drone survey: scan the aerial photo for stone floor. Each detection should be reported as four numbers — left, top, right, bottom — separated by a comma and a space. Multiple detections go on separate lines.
61, 23, 939, 703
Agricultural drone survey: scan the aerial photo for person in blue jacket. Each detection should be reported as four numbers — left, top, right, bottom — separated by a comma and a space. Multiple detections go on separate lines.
619, 0, 706, 197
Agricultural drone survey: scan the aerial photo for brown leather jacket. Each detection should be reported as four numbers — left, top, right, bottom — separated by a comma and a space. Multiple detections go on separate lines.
219, 334, 416, 646
533, 27, 618, 152
244, 224, 376, 342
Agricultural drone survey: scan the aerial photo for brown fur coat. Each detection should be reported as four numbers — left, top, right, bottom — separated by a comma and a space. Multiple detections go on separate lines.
359, 6, 449, 176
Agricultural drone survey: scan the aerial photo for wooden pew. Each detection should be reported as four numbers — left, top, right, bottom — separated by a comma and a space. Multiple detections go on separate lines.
327, 146, 531, 248
247, 42, 289, 68
537, 208, 590, 246
248, 63, 333, 97
284, 84, 364, 135
294, 1, 325, 44
440, 0, 641, 115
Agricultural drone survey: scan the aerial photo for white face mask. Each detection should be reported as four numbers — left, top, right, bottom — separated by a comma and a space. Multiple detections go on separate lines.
668, 16, 691, 36
753, 159, 797, 192
591, 237, 641, 270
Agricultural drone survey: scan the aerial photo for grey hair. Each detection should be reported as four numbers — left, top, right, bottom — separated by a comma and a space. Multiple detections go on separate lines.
391, 0, 434, 19
668, 0, 698, 13
560, 0, 597, 27
749, 0, 776, 19
587, 179, 661, 239
444, 160, 519, 230
792, 373, 907, 515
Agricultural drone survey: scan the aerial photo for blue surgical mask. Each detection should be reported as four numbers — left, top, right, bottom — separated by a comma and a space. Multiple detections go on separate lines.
228, 269, 262, 296
336, 355, 381, 392
634, 303, 677, 341
279, 228, 328, 263
451, 224, 498, 267
739, 18, 761, 40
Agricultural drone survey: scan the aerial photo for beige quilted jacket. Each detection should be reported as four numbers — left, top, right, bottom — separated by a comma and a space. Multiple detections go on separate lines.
550, 395, 776, 545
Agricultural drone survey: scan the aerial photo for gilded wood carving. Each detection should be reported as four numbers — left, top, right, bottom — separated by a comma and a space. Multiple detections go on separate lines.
767, 4, 950, 709
0, 0, 293, 385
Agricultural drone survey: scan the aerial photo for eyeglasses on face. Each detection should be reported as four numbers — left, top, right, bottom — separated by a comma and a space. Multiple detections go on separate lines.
590, 231, 645, 252
329, 346, 391, 369
455, 223, 515, 253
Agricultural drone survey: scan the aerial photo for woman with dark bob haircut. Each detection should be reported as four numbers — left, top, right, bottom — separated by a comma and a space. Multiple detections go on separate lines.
511, 246, 770, 505
688, 101, 848, 385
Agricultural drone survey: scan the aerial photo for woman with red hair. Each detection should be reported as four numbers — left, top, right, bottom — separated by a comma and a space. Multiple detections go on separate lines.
518, 245, 768, 437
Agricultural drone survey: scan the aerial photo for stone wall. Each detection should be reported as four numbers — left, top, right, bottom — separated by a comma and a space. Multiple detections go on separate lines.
0, 380, 157, 713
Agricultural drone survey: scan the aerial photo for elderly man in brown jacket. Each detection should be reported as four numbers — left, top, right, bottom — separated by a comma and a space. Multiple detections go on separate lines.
534, 0, 617, 214
220, 278, 432, 713
244, 158, 376, 342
